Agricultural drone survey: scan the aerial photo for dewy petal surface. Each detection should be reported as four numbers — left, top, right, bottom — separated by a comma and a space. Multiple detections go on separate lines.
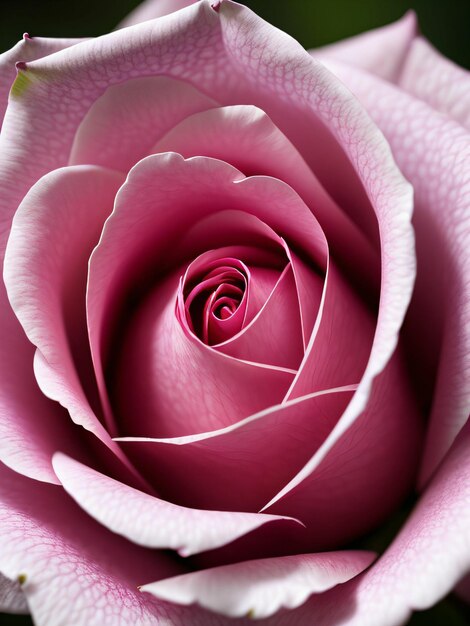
320, 59, 470, 486
53, 454, 300, 557
3, 166, 129, 464
141, 550, 376, 619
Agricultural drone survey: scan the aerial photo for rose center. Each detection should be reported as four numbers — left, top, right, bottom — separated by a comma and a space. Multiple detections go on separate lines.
183, 258, 248, 345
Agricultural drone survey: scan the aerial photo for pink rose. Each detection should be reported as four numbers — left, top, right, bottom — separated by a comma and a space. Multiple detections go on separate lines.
0, 2, 468, 625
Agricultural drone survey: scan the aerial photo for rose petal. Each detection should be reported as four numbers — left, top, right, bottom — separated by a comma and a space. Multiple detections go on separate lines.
320, 59, 470, 487
53, 453, 300, 557
398, 37, 470, 130
0, 324, 84, 484
278, 419, 470, 626
0, 35, 86, 128
311, 11, 416, 82
141, 550, 376, 619
153, 103, 379, 291
0, 572, 28, 614
287, 260, 375, 399
3, 166, 130, 464
0, 460, 221, 626
117, 0, 198, 28
261, 349, 423, 549
116, 386, 355, 514
70, 76, 217, 171
215, 264, 304, 370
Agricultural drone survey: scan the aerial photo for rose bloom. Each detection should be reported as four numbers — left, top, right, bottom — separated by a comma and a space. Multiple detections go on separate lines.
0, 0, 468, 624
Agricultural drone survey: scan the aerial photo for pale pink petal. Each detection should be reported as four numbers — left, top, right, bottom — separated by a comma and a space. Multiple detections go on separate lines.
70, 76, 217, 171
0, 37, 90, 483
117, 0, 198, 28
88, 152, 325, 436
0, 572, 28, 614
262, 349, 423, 549
0, 35, 85, 128
116, 387, 355, 516
311, 11, 416, 82
153, 103, 379, 291
53, 453, 299, 557
3, 166, 132, 467
398, 37, 470, 130
320, 59, 470, 486
142, 550, 376, 619
0, 460, 225, 626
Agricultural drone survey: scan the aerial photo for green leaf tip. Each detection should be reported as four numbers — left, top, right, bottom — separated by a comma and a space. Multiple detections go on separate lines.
11, 70, 31, 98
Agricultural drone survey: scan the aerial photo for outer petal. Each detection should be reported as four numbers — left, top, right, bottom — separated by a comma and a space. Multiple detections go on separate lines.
53, 453, 300, 557
3, 166, 133, 470
0, 460, 224, 626
320, 59, 470, 486
117, 0, 198, 28
70, 76, 217, 172
0, 325, 84, 483
0, 573, 28, 614
311, 12, 416, 82
0, 35, 85, 127
398, 37, 470, 130
142, 551, 376, 619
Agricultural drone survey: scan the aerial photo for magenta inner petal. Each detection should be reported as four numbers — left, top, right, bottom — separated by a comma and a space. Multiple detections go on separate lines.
183, 257, 249, 345
179, 247, 288, 348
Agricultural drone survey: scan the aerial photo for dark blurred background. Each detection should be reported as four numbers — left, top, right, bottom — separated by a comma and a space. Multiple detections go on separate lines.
0, 0, 469, 67
0, 0, 469, 625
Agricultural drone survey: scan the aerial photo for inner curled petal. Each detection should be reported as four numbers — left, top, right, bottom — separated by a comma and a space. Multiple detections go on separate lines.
184, 258, 248, 345
179, 247, 285, 347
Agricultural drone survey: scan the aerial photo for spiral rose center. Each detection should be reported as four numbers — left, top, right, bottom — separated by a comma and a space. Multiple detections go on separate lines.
184, 258, 248, 345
